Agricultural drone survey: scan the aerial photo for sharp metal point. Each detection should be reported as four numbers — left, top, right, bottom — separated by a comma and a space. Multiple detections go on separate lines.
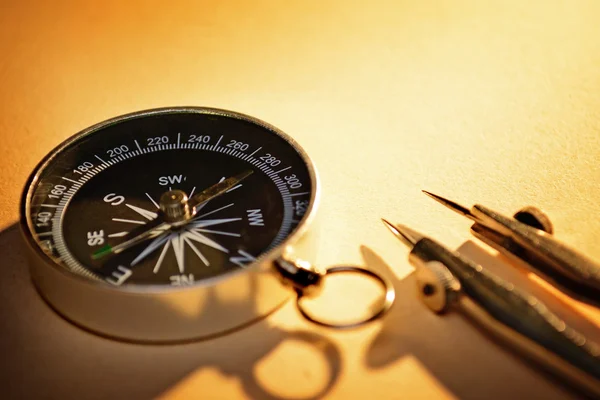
237, 169, 254, 180
381, 219, 425, 247
422, 190, 477, 221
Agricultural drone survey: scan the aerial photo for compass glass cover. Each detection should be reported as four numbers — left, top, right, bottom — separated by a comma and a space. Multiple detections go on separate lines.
24, 109, 314, 287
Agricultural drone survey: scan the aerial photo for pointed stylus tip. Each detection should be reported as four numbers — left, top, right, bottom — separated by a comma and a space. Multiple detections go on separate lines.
381, 218, 397, 232
421, 190, 451, 207
422, 189, 440, 200
381, 218, 419, 247
381, 218, 402, 237
421, 190, 474, 219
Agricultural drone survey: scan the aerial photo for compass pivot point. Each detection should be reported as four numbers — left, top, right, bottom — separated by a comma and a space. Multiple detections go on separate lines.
159, 189, 192, 224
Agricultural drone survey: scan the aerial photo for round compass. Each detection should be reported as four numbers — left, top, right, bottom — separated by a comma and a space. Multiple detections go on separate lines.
20, 107, 319, 342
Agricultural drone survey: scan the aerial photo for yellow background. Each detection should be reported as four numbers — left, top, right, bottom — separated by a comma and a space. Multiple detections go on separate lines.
1, 1, 599, 398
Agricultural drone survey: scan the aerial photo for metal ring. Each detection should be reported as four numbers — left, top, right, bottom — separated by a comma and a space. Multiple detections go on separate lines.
295, 266, 395, 329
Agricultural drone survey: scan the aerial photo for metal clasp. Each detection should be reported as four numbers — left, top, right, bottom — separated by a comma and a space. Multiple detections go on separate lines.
274, 257, 395, 329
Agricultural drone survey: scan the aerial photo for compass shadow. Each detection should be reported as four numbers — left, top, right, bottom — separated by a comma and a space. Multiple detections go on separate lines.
360, 244, 580, 400
0, 224, 341, 400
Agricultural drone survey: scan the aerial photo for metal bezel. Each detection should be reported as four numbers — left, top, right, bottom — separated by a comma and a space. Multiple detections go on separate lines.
19, 107, 320, 342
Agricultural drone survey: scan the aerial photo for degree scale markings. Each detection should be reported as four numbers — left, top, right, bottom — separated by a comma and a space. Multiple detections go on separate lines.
249, 146, 262, 158
39, 132, 305, 280
273, 166, 291, 174
62, 177, 80, 185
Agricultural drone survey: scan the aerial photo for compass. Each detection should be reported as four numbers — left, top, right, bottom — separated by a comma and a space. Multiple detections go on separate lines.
20, 107, 320, 342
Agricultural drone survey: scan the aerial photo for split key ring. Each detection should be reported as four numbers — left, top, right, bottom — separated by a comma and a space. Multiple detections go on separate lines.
275, 258, 396, 328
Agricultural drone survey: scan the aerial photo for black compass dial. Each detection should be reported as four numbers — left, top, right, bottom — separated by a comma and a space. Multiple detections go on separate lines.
24, 109, 315, 287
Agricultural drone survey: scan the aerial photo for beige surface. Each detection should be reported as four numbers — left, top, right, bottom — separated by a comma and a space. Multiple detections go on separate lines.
1, 0, 600, 398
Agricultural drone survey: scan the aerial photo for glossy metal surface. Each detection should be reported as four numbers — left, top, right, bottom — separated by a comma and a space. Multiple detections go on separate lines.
424, 192, 600, 306
3, 1, 600, 398
20, 108, 320, 342
294, 265, 396, 329
384, 222, 600, 397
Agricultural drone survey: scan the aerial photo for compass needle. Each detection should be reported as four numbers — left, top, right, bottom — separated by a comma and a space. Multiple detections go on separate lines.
226, 184, 242, 193
112, 218, 146, 225
130, 233, 170, 266
95, 174, 250, 259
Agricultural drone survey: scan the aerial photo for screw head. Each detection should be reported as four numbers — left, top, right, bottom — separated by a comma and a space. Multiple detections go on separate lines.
415, 261, 461, 313
513, 206, 553, 234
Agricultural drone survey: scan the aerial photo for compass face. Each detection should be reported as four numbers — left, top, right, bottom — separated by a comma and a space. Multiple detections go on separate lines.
23, 108, 315, 287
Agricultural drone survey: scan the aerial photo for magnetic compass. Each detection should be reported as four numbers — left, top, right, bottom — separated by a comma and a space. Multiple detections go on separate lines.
20, 107, 394, 343
20, 107, 322, 342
